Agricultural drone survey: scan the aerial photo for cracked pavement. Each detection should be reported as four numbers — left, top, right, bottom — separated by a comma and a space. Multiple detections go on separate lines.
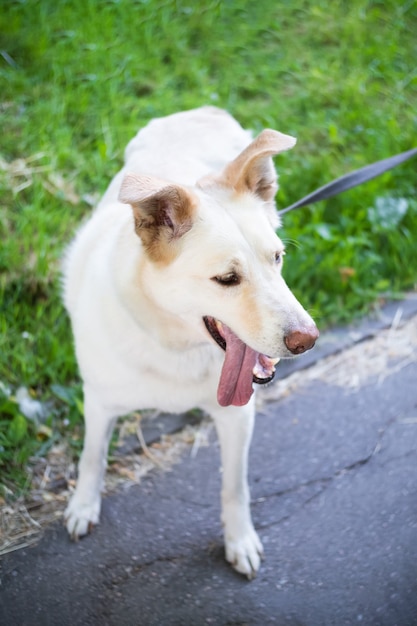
1, 312, 417, 626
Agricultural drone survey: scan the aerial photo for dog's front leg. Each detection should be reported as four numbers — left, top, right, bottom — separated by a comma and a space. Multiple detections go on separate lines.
211, 398, 263, 579
65, 388, 117, 539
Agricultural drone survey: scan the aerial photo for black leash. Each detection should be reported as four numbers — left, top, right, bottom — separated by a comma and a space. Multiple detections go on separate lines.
279, 147, 417, 216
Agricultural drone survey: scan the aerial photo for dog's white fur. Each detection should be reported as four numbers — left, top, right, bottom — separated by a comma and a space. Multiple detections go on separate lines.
63, 107, 317, 578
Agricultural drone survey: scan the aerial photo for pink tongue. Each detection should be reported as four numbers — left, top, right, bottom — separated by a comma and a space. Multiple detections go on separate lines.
217, 325, 258, 407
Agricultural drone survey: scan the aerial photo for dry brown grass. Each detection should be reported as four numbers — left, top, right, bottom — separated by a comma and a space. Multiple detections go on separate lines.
0, 418, 213, 557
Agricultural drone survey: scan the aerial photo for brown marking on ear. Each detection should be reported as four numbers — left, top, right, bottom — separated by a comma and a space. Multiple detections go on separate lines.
119, 173, 197, 264
198, 130, 296, 202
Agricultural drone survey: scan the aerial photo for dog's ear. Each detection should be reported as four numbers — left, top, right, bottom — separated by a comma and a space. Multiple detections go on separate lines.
119, 173, 196, 263
200, 130, 296, 202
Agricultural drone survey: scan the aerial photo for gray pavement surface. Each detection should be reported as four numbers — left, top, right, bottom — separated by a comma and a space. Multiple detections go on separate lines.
1, 303, 417, 626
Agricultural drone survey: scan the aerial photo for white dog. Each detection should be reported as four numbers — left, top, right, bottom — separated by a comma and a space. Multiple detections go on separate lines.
63, 107, 318, 578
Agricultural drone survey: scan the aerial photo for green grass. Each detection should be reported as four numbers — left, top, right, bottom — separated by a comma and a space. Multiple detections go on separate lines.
1, 0, 416, 492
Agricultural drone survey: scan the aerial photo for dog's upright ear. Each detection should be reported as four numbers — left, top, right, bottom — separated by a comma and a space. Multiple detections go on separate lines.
119, 173, 196, 263
200, 130, 296, 203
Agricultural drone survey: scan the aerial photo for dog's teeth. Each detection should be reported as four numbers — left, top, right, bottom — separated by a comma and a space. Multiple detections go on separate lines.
253, 363, 265, 378
253, 355, 279, 380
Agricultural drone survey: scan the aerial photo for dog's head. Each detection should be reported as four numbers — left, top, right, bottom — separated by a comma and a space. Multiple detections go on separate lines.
119, 129, 318, 407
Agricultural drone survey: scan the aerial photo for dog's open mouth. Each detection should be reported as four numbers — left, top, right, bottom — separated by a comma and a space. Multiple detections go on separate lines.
203, 316, 279, 408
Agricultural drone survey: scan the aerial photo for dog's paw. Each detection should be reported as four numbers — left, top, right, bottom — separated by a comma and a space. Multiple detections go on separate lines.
224, 526, 264, 579
65, 494, 101, 540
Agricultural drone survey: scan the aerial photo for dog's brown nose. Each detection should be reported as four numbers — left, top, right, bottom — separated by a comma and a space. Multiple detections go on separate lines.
284, 325, 319, 355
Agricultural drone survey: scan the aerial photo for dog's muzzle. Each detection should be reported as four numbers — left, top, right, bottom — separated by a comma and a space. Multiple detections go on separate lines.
203, 316, 280, 407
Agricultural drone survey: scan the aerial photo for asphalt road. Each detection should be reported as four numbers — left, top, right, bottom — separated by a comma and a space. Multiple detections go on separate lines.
1, 309, 417, 626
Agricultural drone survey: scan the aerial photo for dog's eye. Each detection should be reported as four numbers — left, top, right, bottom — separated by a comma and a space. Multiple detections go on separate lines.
274, 251, 284, 265
212, 272, 241, 287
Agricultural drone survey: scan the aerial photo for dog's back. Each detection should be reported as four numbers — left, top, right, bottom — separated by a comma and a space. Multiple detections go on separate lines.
98, 106, 253, 207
